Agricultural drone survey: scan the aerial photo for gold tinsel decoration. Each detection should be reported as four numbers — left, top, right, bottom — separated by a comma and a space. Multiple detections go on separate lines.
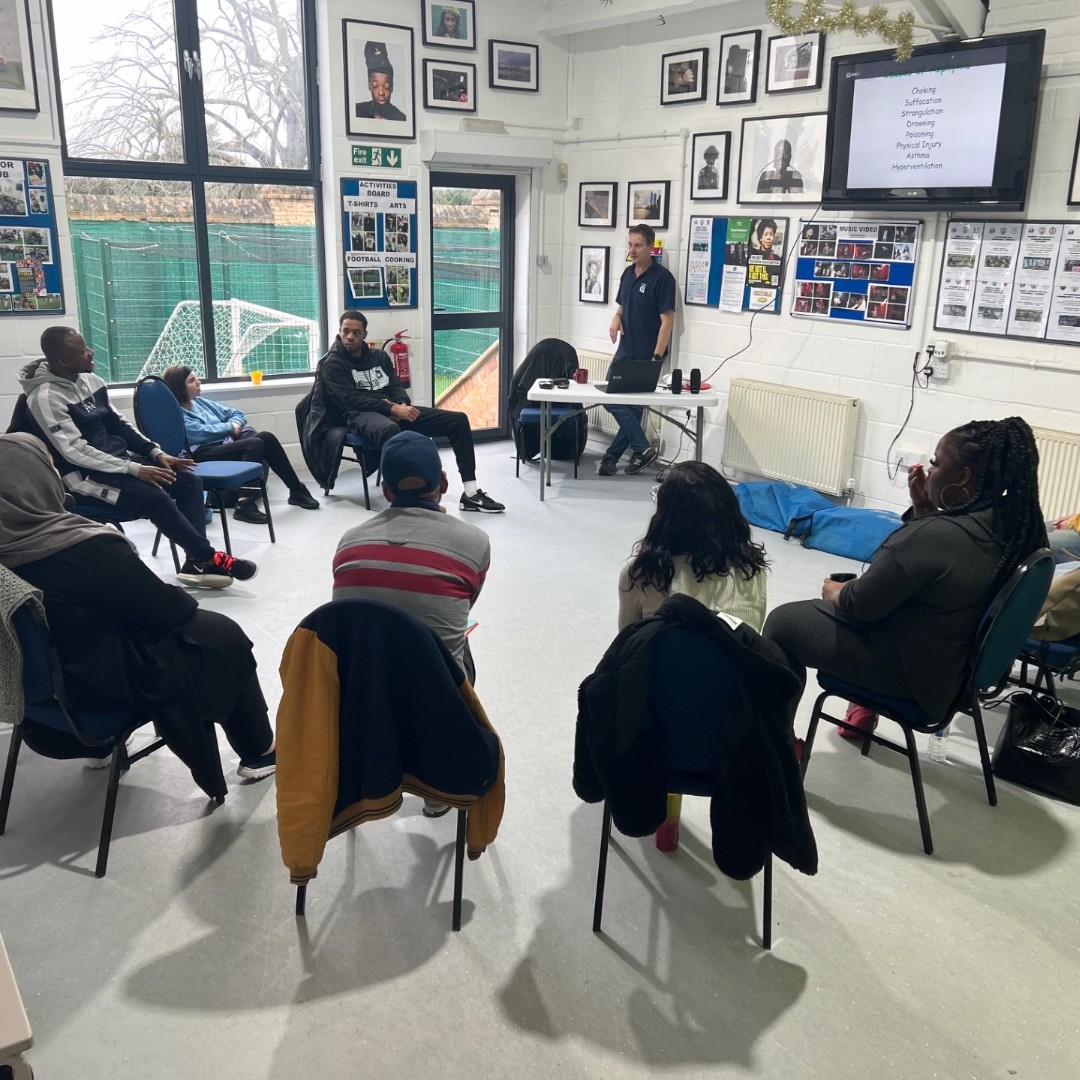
765, 0, 916, 61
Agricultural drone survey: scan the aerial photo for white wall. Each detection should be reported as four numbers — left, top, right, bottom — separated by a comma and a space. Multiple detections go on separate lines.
2, 0, 1078, 510
557, 0, 1080, 512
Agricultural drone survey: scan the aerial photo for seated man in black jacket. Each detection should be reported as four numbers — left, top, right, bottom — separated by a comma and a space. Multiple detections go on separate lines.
318, 310, 504, 513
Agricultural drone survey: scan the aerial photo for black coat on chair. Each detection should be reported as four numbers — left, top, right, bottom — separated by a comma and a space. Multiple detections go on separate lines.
507, 338, 587, 461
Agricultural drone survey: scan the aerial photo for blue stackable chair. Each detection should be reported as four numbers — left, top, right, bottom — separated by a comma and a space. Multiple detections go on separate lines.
0, 602, 210, 878
800, 549, 1056, 855
134, 376, 274, 554
1013, 633, 1080, 699
591, 628, 778, 950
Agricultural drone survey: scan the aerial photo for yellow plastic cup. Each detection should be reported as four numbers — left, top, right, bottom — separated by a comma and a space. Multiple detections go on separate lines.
249, 370, 263, 385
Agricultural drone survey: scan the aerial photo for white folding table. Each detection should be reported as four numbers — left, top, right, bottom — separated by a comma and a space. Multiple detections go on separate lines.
525, 380, 719, 500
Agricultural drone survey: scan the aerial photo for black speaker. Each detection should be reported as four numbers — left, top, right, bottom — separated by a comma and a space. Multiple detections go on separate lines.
689, 368, 701, 394
670, 368, 682, 394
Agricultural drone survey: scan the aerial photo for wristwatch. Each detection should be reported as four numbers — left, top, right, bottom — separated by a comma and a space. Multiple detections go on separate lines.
652, 354, 662, 362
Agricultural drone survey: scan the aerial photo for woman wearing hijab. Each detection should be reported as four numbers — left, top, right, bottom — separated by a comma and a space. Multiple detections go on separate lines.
0, 433, 277, 791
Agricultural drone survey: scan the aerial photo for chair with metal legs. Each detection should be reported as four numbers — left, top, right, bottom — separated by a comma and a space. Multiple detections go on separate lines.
799, 549, 1055, 855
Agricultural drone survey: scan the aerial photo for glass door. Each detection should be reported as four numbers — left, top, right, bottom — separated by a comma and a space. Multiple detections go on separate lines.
429, 173, 514, 437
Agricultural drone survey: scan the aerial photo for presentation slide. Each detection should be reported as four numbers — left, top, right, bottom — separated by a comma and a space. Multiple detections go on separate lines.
846, 63, 1007, 189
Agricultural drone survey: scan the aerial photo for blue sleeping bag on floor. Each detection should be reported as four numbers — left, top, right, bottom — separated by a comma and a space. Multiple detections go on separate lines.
734, 481, 903, 562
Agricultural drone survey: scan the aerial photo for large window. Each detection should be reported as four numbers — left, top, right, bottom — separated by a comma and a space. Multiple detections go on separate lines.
50, 0, 323, 383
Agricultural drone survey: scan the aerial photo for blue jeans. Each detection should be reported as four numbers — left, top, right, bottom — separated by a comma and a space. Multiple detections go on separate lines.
1049, 528, 1080, 563
603, 405, 650, 461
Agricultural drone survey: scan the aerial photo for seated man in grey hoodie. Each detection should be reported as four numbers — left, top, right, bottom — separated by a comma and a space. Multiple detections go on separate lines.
17, 325, 256, 588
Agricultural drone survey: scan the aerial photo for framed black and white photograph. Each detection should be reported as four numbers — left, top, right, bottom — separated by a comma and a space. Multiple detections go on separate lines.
421, 1, 476, 50
1070, 119, 1080, 206
580, 246, 610, 303
717, 30, 759, 106
690, 132, 730, 200
489, 39, 539, 92
660, 47, 708, 106
627, 180, 670, 229
765, 32, 825, 94
0, 0, 39, 113
423, 59, 476, 112
737, 112, 827, 204
343, 20, 415, 140
579, 182, 617, 228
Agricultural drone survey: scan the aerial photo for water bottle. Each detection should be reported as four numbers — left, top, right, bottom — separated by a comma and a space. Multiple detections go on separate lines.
927, 724, 950, 763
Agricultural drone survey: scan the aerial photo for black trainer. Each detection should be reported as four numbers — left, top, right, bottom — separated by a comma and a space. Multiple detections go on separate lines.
177, 550, 258, 588
598, 456, 617, 476
237, 749, 276, 781
288, 486, 320, 510
460, 489, 505, 513
233, 498, 268, 524
626, 446, 659, 474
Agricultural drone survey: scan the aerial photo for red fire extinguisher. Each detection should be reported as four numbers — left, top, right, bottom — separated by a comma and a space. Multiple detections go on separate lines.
384, 330, 411, 388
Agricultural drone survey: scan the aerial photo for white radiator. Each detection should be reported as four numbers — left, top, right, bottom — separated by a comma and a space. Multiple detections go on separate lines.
723, 379, 860, 496
1033, 425, 1080, 521
576, 348, 660, 443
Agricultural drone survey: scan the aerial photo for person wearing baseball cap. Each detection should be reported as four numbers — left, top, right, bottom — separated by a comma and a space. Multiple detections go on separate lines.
333, 430, 491, 688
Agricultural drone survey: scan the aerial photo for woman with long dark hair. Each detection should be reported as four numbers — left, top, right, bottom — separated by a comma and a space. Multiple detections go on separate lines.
161, 365, 319, 522
619, 461, 769, 630
763, 416, 1048, 732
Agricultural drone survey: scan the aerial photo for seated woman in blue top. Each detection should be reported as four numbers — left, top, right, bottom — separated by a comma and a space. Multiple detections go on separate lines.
162, 365, 319, 522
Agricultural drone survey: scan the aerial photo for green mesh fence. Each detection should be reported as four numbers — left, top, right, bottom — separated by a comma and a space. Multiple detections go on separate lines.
432, 227, 501, 391
69, 222, 502, 387
71, 220, 319, 383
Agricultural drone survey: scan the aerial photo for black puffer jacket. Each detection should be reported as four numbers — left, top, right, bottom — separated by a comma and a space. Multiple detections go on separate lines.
507, 338, 587, 461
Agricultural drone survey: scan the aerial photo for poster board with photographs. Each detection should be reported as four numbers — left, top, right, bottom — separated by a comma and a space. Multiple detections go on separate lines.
685, 215, 788, 315
343, 20, 415, 140
0, 158, 63, 314
341, 178, 418, 309
791, 219, 922, 326
934, 219, 1080, 346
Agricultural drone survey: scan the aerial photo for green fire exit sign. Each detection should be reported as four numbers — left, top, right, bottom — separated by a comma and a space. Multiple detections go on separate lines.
351, 145, 402, 168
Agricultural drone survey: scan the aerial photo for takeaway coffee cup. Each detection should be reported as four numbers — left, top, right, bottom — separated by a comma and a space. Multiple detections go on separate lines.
573, 368, 589, 384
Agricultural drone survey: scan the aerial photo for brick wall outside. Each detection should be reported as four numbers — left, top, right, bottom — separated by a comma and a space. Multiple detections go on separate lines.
435, 341, 500, 428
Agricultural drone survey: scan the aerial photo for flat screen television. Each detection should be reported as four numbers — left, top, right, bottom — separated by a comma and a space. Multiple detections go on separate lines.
822, 30, 1045, 212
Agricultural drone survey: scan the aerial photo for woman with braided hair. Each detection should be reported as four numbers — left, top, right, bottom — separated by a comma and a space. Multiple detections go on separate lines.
763, 416, 1048, 734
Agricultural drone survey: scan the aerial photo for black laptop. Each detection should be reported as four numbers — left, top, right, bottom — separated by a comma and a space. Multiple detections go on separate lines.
594, 359, 663, 394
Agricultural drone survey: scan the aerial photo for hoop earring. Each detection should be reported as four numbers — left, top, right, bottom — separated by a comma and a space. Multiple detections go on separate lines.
938, 482, 970, 510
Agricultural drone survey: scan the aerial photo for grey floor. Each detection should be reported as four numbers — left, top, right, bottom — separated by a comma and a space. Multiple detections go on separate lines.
3, 439, 1079, 1079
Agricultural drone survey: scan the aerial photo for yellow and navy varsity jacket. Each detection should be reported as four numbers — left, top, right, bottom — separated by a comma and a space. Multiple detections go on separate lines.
276, 599, 505, 884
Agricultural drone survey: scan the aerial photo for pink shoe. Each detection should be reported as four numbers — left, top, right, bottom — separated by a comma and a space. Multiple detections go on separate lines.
838, 703, 878, 739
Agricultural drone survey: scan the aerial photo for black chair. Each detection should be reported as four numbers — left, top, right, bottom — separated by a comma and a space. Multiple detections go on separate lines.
800, 549, 1056, 855
0, 601, 220, 878
276, 600, 503, 931
508, 338, 587, 479
334, 432, 381, 509
1011, 633, 1080, 700
591, 628, 776, 949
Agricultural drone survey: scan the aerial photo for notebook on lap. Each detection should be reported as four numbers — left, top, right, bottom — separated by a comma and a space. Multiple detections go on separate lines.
594, 360, 663, 394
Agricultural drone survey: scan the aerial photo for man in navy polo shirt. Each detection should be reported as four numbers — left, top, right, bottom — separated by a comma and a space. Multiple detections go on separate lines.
600, 224, 676, 476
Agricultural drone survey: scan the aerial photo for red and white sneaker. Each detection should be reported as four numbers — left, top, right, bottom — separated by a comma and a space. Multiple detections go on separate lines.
177, 551, 258, 588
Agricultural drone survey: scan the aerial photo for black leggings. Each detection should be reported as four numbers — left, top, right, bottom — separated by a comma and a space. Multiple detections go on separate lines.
194, 431, 306, 493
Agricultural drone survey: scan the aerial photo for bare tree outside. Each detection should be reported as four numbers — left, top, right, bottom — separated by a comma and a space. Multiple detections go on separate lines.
53, 0, 308, 170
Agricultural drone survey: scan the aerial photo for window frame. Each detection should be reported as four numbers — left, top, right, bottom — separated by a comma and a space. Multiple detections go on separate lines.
47, 0, 327, 384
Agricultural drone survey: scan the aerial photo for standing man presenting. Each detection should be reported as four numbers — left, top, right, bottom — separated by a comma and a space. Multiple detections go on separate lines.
600, 224, 676, 476
317, 310, 504, 513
